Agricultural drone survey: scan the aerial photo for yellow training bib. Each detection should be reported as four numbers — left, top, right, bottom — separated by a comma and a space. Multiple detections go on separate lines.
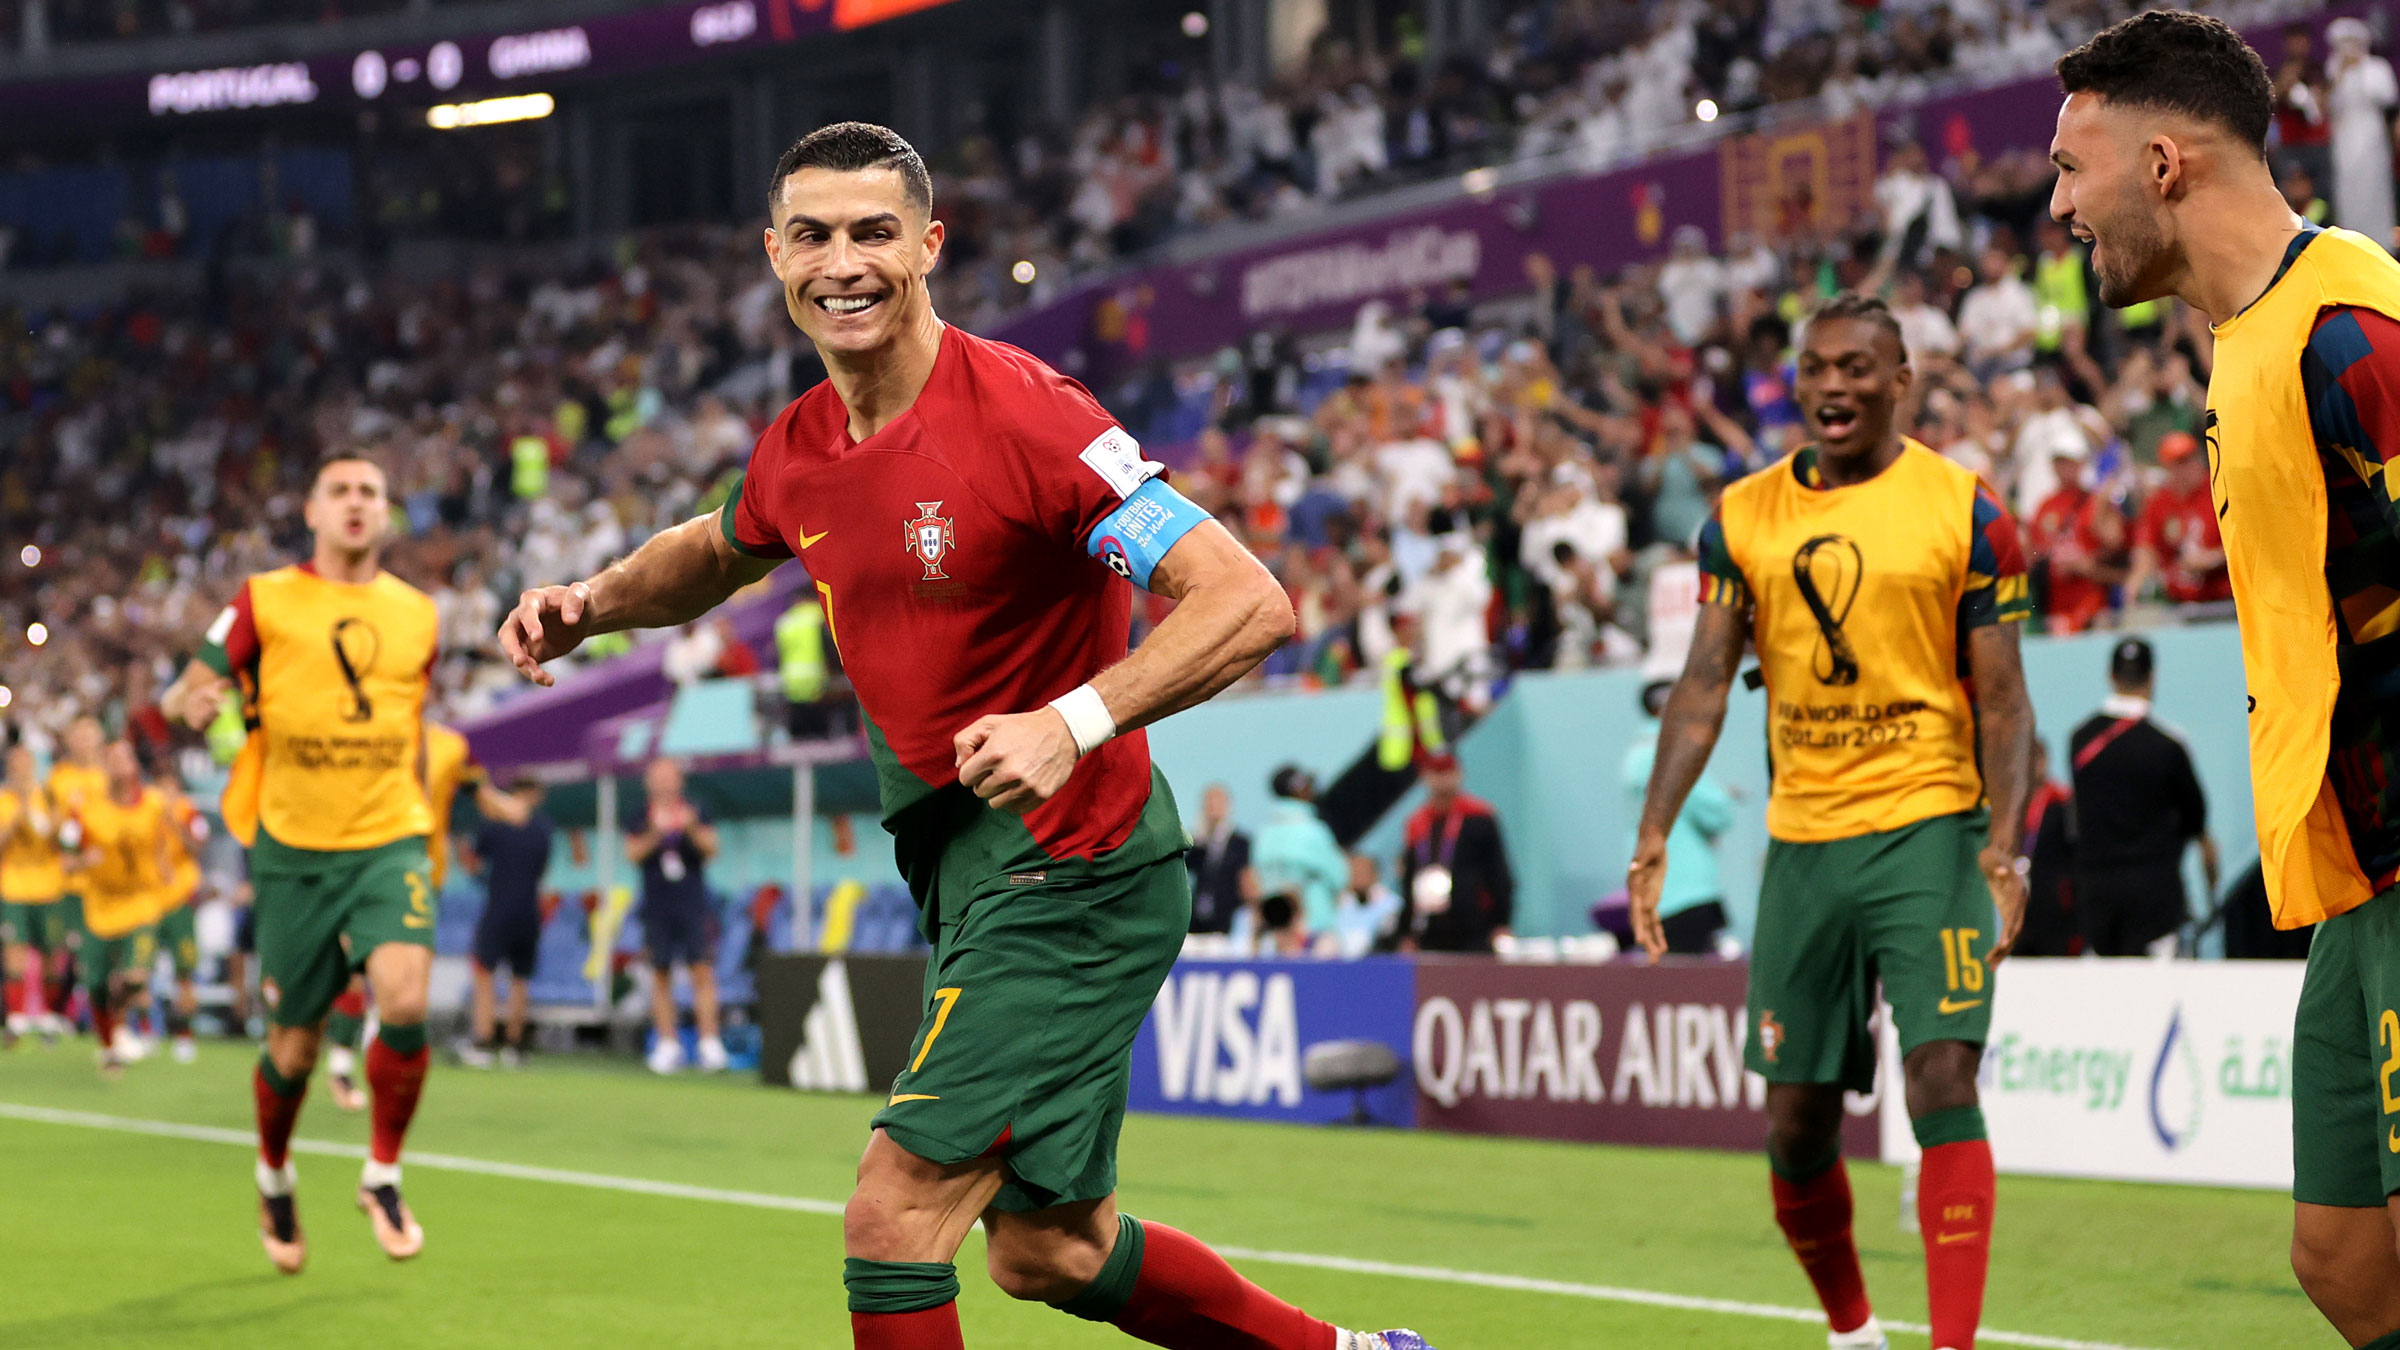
1719, 441, 1997, 842
2206, 224, 2400, 928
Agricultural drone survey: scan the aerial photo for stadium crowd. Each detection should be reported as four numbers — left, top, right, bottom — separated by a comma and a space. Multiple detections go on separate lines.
0, 0, 2373, 765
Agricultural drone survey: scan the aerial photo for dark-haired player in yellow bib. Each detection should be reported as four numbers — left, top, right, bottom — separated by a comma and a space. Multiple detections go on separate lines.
2051, 12, 2400, 1343
69, 739, 174, 1077
1631, 294, 2035, 1350
165, 456, 439, 1274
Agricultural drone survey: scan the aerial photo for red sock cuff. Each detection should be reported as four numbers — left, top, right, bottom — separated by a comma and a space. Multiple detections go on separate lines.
1918, 1140, 1996, 1350
1115, 1221, 1334, 1349
850, 1306, 964, 1350
1771, 1158, 1872, 1336
364, 1039, 431, 1166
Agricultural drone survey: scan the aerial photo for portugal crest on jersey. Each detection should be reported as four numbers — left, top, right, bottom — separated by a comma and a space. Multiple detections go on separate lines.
904, 502, 957, 580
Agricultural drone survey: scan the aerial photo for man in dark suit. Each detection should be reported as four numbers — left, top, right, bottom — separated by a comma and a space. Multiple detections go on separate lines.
1184, 783, 1249, 935
2068, 639, 2219, 956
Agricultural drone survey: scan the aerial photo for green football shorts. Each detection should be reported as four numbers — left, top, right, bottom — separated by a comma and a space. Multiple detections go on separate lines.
2292, 885, 2400, 1208
0, 898, 67, 950
251, 831, 433, 1030
1746, 808, 2000, 1093
871, 782, 1189, 1213
82, 925, 155, 997
155, 901, 201, 978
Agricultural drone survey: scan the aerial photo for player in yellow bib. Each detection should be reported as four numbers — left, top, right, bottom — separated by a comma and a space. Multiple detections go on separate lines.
68, 740, 174, 1077
45, 716, 108, 1026
1, 744, 68, 1046
1631, 294, 2035, 1350
2049, 14, 2400, 1343
165, 456, 440, 1273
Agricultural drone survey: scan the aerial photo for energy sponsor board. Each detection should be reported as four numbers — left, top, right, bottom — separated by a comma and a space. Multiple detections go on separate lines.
1876, 958, 2306, 1189
1128, 957, 1418, 1125
1412, 958, 1879, 1155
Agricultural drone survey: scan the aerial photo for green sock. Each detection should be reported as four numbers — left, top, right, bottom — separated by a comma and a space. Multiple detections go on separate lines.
376, 1021, 428, 1057
324, 1008, 363, 1053
257, 1051, 307, 1098
843, 1258, 959, 1314
1056, 1213, 1146, 1321
1912, 1105, 1987, 1148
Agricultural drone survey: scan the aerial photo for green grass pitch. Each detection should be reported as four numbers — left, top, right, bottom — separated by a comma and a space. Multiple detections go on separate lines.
0, 1040, 2325, 1348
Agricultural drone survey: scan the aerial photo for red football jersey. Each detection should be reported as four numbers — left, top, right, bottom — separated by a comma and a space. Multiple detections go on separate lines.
723, 327, 1167, 863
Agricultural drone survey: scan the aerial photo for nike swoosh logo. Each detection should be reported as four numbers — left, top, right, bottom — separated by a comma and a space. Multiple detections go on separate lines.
798, 528, 830, 549
887, 1093, 940, 1105
1938, 997, 1984, 1015
1935, 1231, 1981, 1245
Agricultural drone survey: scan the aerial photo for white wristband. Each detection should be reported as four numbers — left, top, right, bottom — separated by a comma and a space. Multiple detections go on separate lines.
1047, 684, 1117, 757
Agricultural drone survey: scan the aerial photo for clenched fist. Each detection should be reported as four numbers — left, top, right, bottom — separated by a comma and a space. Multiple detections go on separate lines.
954, 709, 1081, 814
498, 581, 595, 688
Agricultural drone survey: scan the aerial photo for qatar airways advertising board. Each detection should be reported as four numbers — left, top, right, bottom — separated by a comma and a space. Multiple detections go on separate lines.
1410, 958, 1882, 1157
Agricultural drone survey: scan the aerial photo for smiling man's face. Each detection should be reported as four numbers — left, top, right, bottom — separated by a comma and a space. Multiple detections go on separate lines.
763, 165, 943, 359
2049, 91, 2179, 308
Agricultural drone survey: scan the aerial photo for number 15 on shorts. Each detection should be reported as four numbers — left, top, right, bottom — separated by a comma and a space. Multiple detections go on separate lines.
1938, 927, 1984, 1015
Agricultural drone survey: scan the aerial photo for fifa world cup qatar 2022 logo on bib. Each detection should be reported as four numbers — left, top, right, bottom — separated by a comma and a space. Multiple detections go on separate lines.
904, 502, 957, 580
1791, 533, 1862, 686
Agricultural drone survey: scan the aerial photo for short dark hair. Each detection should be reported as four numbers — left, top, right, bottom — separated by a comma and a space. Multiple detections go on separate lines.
312, 454, 387, 491
2110, 636, 2156, 687
768, 122, 932, 220
1807, 292, 1908, 365
2056, 10, 2274, 160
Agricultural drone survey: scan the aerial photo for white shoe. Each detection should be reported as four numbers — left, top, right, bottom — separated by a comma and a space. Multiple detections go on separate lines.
1830, 1317, 1889, 1350
5, 1013, 29, 1037
498, 1046, 523, 1071
114, 1030, 152, 1062
172, 1036, 197, 1064
695, 1035, 728, 1072
454, 1040, 495, 1069
645, 1039, 683, 1074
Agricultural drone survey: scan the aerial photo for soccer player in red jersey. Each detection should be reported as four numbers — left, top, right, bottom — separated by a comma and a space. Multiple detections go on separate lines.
499, 122, 1432, 1350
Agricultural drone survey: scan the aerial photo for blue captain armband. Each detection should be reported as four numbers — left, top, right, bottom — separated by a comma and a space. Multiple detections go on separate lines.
1086, 478, 1211, 591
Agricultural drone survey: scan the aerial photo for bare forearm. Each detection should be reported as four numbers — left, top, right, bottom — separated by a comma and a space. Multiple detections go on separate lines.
1091, 577, 1290, 733
583, 516, 759, 635
1973, 638, 2034, 856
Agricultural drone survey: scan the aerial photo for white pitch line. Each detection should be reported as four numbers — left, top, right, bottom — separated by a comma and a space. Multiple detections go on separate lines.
0, 1102, 2164, 1350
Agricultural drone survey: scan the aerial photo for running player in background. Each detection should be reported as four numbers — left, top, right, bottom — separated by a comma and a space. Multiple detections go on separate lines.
164, 455, 442, 1273
70, 740, 174, 1077
2049, 14, 2400, 1345
152, 775, 211, 1063
500, 122, 1432, 1350
1631, 294, 2034, 1350
1, 745, 67, 1046
46, 715, 107, 1032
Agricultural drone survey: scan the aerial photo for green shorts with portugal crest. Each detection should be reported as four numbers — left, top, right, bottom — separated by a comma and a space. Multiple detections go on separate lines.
1746, 808, 2000, 1093
2292, 884, 2400, 1207
870, 773, 1189, 1214
251, 830, 434, 1030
